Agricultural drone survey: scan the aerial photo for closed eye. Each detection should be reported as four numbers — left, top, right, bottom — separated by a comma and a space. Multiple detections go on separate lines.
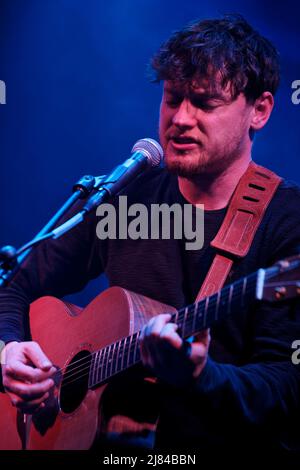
166, 99, 182, 108
164, 90, 183, 108
191, 99, 220, 111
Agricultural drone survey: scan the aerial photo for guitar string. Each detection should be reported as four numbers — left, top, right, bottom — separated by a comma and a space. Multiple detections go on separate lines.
57, 277, 257, 387
53, 272, 259, 382
59, 278, 257, 388
57, 280, 258, 386
60, 306, 206, 385
52, 265, 298, 389
32, 266, 278, 387
59, 304, 200, 385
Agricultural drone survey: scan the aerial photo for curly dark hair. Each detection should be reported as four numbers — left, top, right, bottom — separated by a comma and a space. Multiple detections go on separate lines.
150, 14, 280, 102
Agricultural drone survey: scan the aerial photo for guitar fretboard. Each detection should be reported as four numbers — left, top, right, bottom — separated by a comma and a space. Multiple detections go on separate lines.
88, 271, 258, 389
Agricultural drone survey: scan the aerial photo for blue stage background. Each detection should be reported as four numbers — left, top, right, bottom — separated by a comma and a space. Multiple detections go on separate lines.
1, 0, 299, 305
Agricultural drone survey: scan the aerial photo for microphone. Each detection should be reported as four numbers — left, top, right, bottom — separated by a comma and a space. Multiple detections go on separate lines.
50, 138, 163, 240
83, 138, 163, 212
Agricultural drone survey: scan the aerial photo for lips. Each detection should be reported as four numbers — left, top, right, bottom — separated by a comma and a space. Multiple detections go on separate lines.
169, 136, 200, 151
171, 136, 198, 144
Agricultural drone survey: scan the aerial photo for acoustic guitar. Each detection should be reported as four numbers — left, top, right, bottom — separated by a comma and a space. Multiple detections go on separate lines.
1, 255, 300, 450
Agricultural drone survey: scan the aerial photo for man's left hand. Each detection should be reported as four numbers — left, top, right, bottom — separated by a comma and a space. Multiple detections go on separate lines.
139, 314, 210, 387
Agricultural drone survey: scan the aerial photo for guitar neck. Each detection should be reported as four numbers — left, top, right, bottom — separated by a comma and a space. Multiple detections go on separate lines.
88, 270, 260, 389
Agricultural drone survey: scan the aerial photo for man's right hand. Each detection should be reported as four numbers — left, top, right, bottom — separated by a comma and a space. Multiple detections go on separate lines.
1, 341, 56, 414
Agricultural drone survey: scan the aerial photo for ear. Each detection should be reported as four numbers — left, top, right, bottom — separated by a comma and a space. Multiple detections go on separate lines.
250, 91, 274, 131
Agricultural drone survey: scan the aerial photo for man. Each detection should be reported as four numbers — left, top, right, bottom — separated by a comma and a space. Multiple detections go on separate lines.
1, 14, 300, 454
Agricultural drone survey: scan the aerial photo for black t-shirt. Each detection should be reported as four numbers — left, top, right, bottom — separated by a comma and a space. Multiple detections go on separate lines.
1, 166, 300, 452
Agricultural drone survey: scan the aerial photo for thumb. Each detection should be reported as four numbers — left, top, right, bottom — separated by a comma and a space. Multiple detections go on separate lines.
25, 342, 53, 370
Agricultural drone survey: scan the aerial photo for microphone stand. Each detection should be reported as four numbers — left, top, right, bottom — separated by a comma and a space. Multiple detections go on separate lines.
0, 174, 107, 288
0, 139, 162, 288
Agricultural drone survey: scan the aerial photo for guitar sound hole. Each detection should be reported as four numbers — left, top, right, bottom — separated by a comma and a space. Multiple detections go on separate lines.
60, 350, 92, 414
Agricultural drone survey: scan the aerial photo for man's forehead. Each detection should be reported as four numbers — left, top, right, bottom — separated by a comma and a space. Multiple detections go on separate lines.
163, 77, 232, 99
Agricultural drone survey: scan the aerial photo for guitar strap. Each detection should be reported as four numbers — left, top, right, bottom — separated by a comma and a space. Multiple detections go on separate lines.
195, 161, 282, 302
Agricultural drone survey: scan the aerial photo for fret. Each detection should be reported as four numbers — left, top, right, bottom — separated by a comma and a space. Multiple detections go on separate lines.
108, 344, 115, 378
106, 344, 113, 380
110, 341, 117, 376
110, 343, 115, 375
115, 340, 122, 373
182, 306, 189, 338
92, 350, 98, 387
90, 351, 98, 387
88, 352, 96, 388
174, 310, 180, 331
128, 333, 136, 367
127, 334, 133, 368
215, 290, 221, 321
187, 304, 196, 338
101, 347, 108, 382
227, 284, 234, 316
96, 348, 103, 385
95, 349, 99, 385
134, 331, 140, 363
175, 310, 182, 332
195, 300, 204, 333
173, 307, 187, 336
187, 305, 196, 338
120, 337, 127, 372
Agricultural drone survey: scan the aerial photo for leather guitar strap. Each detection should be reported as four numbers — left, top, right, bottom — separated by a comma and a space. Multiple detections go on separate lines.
195, 161, 282, 302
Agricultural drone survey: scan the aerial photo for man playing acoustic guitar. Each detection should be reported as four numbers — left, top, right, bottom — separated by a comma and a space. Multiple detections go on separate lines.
1, 14, 300, 455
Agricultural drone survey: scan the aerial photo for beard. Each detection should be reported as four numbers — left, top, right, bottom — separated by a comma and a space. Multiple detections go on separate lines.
164, 138, 245, 178
164, 151, 211, 177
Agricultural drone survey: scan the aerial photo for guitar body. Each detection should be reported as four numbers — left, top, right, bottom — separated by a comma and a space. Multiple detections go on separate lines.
0, 287, 176, 450
2, 254, 299, 450
0, 393, 23, 449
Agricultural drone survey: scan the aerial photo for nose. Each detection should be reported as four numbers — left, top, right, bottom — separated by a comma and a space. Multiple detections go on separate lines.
172, 98, 197, 130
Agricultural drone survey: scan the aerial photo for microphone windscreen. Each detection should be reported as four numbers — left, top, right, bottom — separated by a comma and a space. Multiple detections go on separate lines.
131, 138, 163, 167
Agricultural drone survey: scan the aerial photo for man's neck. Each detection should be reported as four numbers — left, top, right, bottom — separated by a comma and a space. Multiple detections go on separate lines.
178, 157, 252, 210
